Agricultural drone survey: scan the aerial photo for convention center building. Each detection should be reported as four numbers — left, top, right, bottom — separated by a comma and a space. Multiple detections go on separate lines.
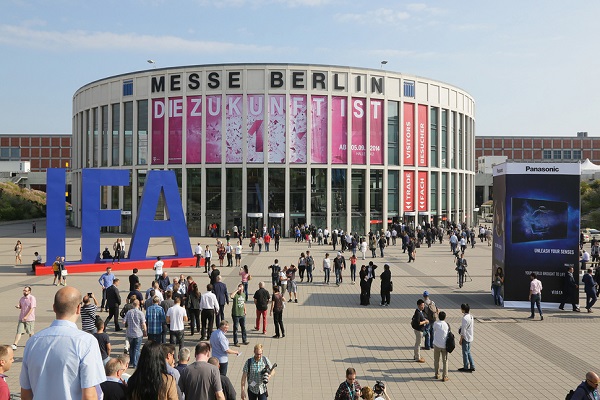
71, 63, 476, 236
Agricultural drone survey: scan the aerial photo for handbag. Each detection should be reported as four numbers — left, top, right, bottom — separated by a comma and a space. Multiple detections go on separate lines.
389, 281, 393, 292
248, 274, 253, 281
446, 324, 456, 353
61, 269, 68, 277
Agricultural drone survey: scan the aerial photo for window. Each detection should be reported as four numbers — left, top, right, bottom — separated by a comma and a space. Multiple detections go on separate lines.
563, 150, 571, 159
553, 150, 561, 159
543, 150, 551, 159
573, 150, 582, 160
430, 107, 438, 167
123, 80, 133, 96
404, 81, 415, 97
387, 101, 399, 166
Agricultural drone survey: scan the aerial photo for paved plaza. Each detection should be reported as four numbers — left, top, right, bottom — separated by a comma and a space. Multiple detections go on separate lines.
0, 220, 593, 399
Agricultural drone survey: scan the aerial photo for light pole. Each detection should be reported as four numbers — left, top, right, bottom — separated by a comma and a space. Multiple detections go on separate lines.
147, 59, 156, 69
380, 60, 388, 69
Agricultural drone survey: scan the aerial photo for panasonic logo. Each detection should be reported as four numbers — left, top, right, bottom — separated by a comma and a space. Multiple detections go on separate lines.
525, 166, 559, 172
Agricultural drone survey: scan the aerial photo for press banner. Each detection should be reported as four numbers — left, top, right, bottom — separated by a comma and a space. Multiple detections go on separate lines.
417, 104, 428, 167
370, 99, 383, 165
151, 98, 165, 165
417, 171, 428, 212
311, 95, 328, 164
168, 97, 183, 164
351, 97, 366, 165
205, 95, 222, 163
186, 96, 202, 164
226, 94, 243, 163
247, 94, 264, 163
289, 95, 307, 163
331, 96, 348, 164
268, 95, 286, 163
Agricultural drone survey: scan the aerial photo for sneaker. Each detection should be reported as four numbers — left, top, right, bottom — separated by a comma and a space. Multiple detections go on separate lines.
416, 358, 426, 363
243, 341, 250, 345
434, 374, 440, 379
288, 299, 292, 303
11, 344, 17, 350
234, 343, 240, 347
458, 367, 469, 372
442, 377, 450, 382
294, 299, 298, 303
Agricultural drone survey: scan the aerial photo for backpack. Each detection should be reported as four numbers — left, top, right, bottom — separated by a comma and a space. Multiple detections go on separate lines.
306, 256, 314, 267
411, 311, 421, 330
446, 324, 456, 353
426, 301, 437, 322
565, 390, 574, 400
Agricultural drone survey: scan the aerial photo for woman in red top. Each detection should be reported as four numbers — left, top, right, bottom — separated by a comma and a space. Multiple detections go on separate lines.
217, 243, 226, 267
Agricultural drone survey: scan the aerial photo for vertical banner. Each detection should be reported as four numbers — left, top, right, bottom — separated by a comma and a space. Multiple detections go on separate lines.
494, 162, 581, 307
331, 96, 348, 164
226, 94, 243, 163
247, 94, 264, 163
151, 98, 165, 165
403, 171, 414, 212
370, 99, 383, 165
418, 104, 428, 167
186, 96, 202, 164
311, 95, 328, 164
205, 95, 222, 164
351, 97, 366, 165
289, 95, 307, 164
417, 171, 428, 212
268, 95, 286, 163
168, 97, 183, 164
404, 102, 415, 166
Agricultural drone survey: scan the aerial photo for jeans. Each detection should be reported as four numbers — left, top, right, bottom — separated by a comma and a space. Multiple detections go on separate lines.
461, 340, 475, 370
458, 272, 465, 288
586, 290, 597, 310
255, 309, 267, 333
335, 269, 342, 285
265, 243, 269, 252
274, 241, 279, 251
219, 362, 228, 376
248, 390, 268, 400
232, 315, 247, 344
323, 268, 330, 283
128, 336, 143, 368
170, 330, 184, 352
306, 266, 313, 282
350, 265, 356, 282
273, 310, 284, 337
379, 247, 385, 257
148, 333, 162, 343
243, 282, 249, 301
423, 324, 433, 349
492, 285, 503, 305
189, 309, 200, 335
530, 293, 543, 316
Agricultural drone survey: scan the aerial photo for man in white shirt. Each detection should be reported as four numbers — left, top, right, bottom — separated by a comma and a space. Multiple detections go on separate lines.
432, 311, 450, 382
225, 242, 233, 267
199, 284, 220, 341
166, 297, 188, 352
194, 243, 203, 268
154, 256, 164, 281
235, 242, 243, 267
529, 272, 543, 320
458, 303, 475, 373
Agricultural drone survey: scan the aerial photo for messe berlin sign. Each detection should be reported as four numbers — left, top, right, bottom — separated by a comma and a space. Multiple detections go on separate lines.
47, 169, 193, 264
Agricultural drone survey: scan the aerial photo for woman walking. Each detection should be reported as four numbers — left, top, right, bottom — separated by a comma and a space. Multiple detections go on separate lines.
298, 252, 306, 282
15, 240, 22, 264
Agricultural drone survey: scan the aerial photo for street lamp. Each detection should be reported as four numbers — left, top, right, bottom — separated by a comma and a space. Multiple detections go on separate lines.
380, 60, 388, 69
147, 59, 156, 69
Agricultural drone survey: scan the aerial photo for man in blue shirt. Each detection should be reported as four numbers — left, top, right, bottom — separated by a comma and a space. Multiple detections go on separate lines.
146, 296, 166, 343
210, 320, 239, 376
98, 267, 115, 312
20, 286, 106, 400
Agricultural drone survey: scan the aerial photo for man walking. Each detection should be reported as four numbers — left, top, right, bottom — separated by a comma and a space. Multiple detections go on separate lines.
200, 284, 220, 340
412, 299, 429, 363
455, 254, 467, 288
213, 276, 229, 327
270, 286, 285, 338
458, 303, 475, 372
241, 344, 275, 400
253, 282, 270, 335
166, 297, 188, 352
123, 299, 146, 369
422, 291, 438, 350
179, 342, 225, 400
104, 278, 122, 331
194, 242, 203, 268
12, 286, 36, 351
333, 252, 346, 286
570, 371, 600, 400
529, 272, 544, 320
559, 266, 581, 312
210, 320, 240, 376
98, 267, 115, 312
20, 287, 105, 400
231, 284, 249, 347
146, 295, 166, 343
433, 311, 450, 382
583, 268, 597, 313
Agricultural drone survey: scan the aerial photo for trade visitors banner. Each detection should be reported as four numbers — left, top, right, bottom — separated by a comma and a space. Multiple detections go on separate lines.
168, 97, 183, 164
493, 162, 581, 307
268, 95, 285, 163
247, 94, 264, 163
331, 96, 348, 164
186, 96, 202, 164
418, 171, 428, 212
205, 95, 222, 163
370, 99, 383, 165
351, 97, 366, 165
151, 98, 165, 165
403, 170, 414, 212
417, 104, 428, 167
311, 95, 328, 164
226, 94, 243, 163
289, 95, 307, 163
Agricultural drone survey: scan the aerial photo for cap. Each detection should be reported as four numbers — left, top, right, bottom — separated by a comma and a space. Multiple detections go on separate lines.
423, 291, 429, 297
337, 252, 342, 256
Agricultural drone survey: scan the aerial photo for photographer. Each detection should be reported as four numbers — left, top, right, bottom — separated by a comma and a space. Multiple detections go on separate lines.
334, 367, 361, 400
455, 254, 467, 288
241, 344, 275, 400
360, 381, 391, 400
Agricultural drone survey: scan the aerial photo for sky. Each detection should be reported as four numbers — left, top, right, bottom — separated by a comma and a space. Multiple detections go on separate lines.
1, 0, 599, 136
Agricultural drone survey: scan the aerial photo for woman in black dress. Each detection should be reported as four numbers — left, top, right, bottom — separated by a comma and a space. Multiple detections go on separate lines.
359, 265, 369, 306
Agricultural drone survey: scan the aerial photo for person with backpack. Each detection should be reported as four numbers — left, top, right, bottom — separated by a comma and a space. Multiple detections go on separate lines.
455, 254, 467, 288
412, 299, 429, 363
268, 260, 281, 291
423, 291, 438, 350
269, 287, 285, 339
568, 371, 600, 400
432, 311, 450, 382
305, 251, 314, 283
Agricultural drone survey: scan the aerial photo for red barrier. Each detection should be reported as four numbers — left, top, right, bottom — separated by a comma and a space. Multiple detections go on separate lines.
35, 257, 202, 276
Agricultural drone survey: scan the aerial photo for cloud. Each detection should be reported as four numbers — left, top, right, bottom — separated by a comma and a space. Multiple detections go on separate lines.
0, 24, 274, 53
406, 3, 444, 14
196, 0, 332, 7
335, 8, 410, 25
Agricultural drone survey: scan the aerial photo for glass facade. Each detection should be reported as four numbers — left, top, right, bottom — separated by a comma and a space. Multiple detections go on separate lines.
310, 169, 326, 229
137, 100, 148, 165
331, 169, 347, 230
430, 107, 438, 168
187, 169, 202, 235
112, 103, 120, 166
225, 169, 242, 234
101, 106, 108, 167
124, 102, 133, 166
351, 169, 366, 234
387, 101, 399, 166
370, 169, 383, 233
206, 168, 222, 235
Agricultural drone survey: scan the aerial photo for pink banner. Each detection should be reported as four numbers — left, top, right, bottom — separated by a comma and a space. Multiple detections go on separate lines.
186, 96, 202, 164
289, 95, 307, 163
370, 99, 383, 165
311, 96, 328, 164
404, 170, 414, 212
168, 97, 183, 164
226, 94, 243, 163
351, 97, 366, 165
151, 98, 165, 165
418, 171, 428, 212
268, 95, 286, 163
404, 103, 415, 166
331, 96, 347, 164
418, 104, 428, 167
247, 94, 264, 163
205, 95, 222, 163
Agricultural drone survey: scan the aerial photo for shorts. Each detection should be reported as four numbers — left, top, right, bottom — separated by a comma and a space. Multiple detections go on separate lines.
54, 270, 61, 278
17, 321, 35, 335
287, 281, 298, 293
235, 254, 242, 260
